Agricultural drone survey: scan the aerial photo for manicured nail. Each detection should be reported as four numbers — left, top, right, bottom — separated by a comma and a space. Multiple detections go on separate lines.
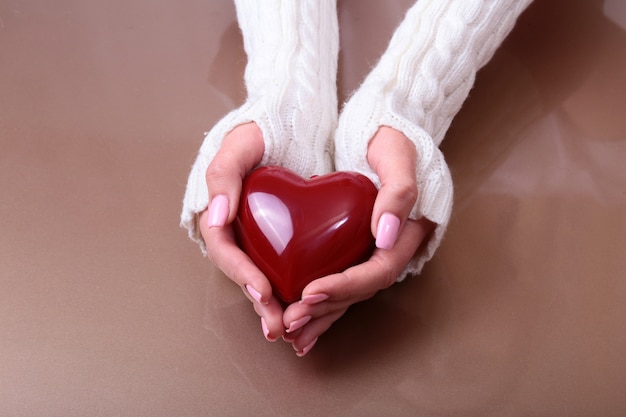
282, 334, 296, 343
207, 195, 229, 227
261, 317, 276, 342
300, 294, 329, 305
246, 284, 263, 304
376, 212, 401, 250
286, 315, 312, 333
296, 337, 318, 357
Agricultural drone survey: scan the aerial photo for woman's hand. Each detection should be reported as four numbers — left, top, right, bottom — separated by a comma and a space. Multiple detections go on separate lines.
282, 127, 435, 356
198, 122, 286, 342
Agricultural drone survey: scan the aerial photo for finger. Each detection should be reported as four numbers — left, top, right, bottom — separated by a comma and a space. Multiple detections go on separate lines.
205, 122, 264, 226
283, 296, 350, 330
201, 214, 285, 339
280, 268, 383, 333
302, 219, 432, 303
199, 210, 274, 304
366, 126, 418, 249
281, 327, 301, 343
283, 218, 434, 355
291, 309, 347, 357
252, 296, 286, 342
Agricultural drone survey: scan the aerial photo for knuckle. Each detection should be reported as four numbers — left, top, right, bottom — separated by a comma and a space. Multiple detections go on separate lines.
336, 268, 388, 303
335, 272, 359, 300
387, 180, 418, 207
205, 245, 225, 271
205, 160, 231, 185
371, 256, 398, 289
225, 257, 251, 286
206, 248, 217, 265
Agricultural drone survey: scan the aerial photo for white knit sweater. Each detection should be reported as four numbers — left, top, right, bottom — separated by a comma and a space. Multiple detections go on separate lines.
181, 0, 533, 278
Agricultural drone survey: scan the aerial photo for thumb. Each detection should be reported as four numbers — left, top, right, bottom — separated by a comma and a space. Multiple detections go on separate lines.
366, 126, 418, 250
205, 122, 265, 227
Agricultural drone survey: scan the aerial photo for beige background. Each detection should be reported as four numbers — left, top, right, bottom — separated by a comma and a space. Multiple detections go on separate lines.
1, 0, 625, 415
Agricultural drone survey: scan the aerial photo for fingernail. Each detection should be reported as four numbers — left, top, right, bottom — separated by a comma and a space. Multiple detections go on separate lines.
261, 317, 276, 342
376, 212, 401, 250
282, 335, 296, 343
296, 337, 318, 357
246, 284, 263, 304
286, 315, 312, 333
207, 195, 229, 227
300, 294, 329, 305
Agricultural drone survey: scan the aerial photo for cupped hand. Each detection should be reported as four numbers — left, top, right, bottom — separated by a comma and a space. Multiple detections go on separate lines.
282, 126, 436, 356
198, 122, 286, 342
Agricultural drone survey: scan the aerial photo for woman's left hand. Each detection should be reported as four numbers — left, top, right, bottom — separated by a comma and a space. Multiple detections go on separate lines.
282, 127, 436, 356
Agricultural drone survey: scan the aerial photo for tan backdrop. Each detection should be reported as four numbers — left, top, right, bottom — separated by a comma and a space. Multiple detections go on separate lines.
1, 0, 625, 415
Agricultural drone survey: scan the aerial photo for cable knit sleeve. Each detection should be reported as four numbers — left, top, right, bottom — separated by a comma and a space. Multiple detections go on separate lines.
181, 0, 339, 248
335, 0, 533, 277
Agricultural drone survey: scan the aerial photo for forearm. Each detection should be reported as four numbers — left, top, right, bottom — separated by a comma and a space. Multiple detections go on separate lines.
181, 1, 339, 247
236, 0, 337, 101
335, 0, 533, 275
362, 0, 534, 144
235, 0, 339, 176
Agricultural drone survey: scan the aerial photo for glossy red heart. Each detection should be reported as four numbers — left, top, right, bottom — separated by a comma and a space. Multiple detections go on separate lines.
234, 166, 378, 304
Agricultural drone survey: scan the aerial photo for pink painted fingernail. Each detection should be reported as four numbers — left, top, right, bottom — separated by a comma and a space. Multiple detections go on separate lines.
376, 212, 401, 250
296, 337, 318, 357
207, 195, 229, 227
282, 335, 296, 343
246, 284, 263, 303
300, 294, 329, 305
286, 315, 312, 333
261, 317, 276, 342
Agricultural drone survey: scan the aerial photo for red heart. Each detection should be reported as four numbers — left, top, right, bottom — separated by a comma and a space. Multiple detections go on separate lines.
234, 166, 378, 304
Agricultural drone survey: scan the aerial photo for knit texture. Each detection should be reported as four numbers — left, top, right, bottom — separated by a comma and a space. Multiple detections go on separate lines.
181, 0, 533, 276
181, 0, 339, 248
335, 0, 533, 277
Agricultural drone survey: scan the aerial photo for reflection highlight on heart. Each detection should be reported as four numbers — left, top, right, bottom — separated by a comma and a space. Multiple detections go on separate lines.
247, 192, 293, 256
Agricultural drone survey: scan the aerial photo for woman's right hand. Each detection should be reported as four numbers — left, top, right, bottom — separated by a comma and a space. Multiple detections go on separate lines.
198, 122, 286, 342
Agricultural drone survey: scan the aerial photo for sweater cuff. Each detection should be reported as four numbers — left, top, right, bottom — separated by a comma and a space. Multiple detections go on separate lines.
379, 112, 453, 277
